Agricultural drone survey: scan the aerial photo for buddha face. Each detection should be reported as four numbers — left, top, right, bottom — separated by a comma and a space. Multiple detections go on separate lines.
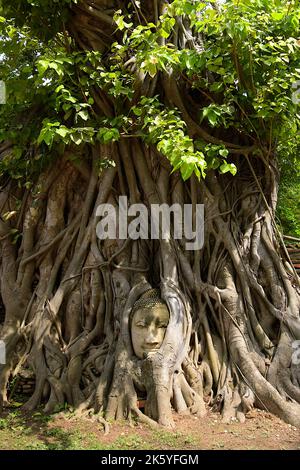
131, 304, 169, 359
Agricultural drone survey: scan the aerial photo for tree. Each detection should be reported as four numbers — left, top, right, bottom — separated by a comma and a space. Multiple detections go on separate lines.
0, 0, 300, 429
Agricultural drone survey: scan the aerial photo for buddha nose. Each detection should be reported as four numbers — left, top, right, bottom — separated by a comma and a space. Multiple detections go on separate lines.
145, 327, 159, 345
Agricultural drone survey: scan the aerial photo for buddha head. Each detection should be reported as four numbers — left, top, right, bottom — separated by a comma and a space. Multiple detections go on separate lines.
130, 289, 170, 359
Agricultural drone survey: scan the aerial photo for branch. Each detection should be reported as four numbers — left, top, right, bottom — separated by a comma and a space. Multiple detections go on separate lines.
162, 74, 255, 154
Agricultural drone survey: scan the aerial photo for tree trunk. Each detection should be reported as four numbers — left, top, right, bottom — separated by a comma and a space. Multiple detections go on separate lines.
0, 0, 299, 430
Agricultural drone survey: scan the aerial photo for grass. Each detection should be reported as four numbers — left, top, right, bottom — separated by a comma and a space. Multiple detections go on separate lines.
0, 404, 299, 450
0, 407, 199, 451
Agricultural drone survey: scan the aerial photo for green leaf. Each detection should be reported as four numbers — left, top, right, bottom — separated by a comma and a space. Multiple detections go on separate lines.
132, 106, 143, 116
271, 12, 285, 21
37, 127, 55, 147
70, 132, 83, 145
77, 110, 89, 121
146, 62, 157, 78
37, 59, 50, 75
219, 148, 229, 157
219, 161, 237, 176
206, 111, 218, 126
97, 127, 120, 143
56, 127, 69, 138
180, 163, 194, 181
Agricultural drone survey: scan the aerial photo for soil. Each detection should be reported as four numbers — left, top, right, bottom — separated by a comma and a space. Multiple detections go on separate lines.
0, 404, 299, 450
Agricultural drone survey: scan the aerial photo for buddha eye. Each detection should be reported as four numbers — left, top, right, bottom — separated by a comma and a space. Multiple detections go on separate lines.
135, 322, 146, 328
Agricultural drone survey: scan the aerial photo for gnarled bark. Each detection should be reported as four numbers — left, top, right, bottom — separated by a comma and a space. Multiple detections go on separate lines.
0, 0, 299, 430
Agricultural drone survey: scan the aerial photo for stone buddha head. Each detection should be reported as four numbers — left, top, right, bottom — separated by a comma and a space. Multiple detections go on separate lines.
130, 289, 169, 359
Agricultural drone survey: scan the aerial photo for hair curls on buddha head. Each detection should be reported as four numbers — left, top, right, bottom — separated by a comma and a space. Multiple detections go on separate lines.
130, 289, 167, 318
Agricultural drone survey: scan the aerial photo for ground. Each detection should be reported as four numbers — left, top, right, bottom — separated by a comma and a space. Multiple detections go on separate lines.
0, 402, 299, 450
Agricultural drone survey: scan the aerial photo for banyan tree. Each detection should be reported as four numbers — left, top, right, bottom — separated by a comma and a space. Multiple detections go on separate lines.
0, 0, 300, 429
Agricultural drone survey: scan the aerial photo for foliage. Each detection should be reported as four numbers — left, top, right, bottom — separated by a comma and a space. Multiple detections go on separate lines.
0, 0, 299, 184
0, 14, 52, 182
0, 0, 76, 40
